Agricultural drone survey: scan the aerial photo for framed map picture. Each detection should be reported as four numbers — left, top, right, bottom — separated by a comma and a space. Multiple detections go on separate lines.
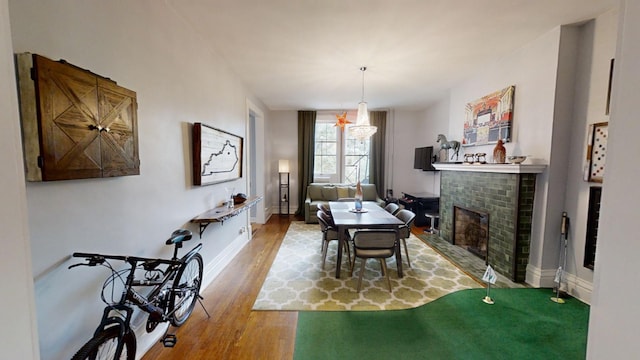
193, 123, 243, 186
463, 85, 515, 146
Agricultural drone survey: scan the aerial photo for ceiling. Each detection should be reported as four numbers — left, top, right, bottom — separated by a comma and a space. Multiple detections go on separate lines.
167, 0, 617, 111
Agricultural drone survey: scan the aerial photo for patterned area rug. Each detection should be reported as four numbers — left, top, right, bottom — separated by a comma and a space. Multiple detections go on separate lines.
252, 221, 481, 311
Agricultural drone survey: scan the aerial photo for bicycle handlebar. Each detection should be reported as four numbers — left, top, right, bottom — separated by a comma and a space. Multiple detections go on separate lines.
69, 252, 179, 269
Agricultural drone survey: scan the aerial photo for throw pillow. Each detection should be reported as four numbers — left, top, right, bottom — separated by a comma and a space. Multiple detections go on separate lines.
308, 185, 323, 201
322, 186, 338, 201
336, 186, 350, 199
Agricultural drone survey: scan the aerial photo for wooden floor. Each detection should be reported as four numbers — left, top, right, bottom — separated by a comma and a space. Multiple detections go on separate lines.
142, 215, 298, 360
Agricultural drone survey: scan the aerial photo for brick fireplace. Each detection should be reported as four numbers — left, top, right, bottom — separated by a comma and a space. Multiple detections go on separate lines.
433, 163, 546, 282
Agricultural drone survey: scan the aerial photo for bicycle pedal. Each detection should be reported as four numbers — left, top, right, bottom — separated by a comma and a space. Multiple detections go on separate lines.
162, 334, 177, 348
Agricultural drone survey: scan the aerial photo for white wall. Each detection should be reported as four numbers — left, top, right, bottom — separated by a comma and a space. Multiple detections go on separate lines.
447, 30, 560, 162
417, 95, 452, 195
389, 106, 448, 197
8, 1, 268, 359
560, 10, 618, 302
390, 110, 429, 195
588, 1, 640, 357
0, 0, 39, 358
267, 110, 298, 214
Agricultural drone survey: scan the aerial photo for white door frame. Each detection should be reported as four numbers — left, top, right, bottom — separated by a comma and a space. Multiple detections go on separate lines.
246, 99, 266, 224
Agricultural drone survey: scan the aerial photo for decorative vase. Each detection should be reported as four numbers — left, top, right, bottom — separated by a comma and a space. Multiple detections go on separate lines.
354, 181, 363, 211
493, 140, 506, 164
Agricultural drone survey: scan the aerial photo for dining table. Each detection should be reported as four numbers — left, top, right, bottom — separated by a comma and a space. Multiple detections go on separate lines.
329, 201, 406, 279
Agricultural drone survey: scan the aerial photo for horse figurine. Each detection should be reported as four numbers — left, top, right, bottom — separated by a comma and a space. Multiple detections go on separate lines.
437, 134, 461, 161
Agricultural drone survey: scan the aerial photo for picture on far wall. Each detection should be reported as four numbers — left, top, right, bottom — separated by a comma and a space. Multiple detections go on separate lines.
463, 85, 515, 146
585, 122, 608, 183
192, 122, 243, 186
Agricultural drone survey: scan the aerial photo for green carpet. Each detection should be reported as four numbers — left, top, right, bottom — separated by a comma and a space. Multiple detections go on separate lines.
294, 288, 589, 360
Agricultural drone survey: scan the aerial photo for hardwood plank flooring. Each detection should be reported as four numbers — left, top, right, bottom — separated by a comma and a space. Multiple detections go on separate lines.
143, 215, 297, 360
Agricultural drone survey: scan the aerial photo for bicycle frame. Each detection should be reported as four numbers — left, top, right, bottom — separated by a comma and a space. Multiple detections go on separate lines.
127, 243, 203, 321
70, 229, 204, 359
72, 242, 202, 348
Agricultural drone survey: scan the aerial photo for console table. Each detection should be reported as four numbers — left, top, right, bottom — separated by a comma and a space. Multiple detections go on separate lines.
399, 192, 439, 227
191, 195, 263, 237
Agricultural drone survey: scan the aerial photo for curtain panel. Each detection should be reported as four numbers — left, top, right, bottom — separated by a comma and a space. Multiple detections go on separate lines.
369, 111, 387, 199
295, 111, 316, 216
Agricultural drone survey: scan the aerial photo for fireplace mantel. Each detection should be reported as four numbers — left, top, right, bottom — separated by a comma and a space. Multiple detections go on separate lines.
433, 163, 546, 174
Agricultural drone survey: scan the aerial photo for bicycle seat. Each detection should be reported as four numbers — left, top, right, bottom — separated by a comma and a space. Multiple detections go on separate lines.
166, 229, 193, 245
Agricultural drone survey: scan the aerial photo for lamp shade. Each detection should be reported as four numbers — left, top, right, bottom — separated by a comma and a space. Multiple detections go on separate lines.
278, 159, 290, 173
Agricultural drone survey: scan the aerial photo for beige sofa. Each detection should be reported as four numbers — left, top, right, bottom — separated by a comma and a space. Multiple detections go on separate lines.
304, 183, 385, 223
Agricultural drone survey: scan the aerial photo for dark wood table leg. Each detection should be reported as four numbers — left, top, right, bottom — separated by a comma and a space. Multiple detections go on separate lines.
395, 230, 403, 277
335, 225, 344, 278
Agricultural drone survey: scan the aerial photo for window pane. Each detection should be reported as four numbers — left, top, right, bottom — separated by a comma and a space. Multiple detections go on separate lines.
325, 142, 336, 155
314, 120, 338, 178
322, 157, 336, 174
343, 127, 371, 184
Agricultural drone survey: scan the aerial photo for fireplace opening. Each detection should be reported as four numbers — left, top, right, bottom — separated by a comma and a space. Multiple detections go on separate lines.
453, 205, 489, 261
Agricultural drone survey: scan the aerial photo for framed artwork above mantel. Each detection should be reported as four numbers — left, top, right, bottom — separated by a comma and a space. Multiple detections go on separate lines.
463, 85, 515, 146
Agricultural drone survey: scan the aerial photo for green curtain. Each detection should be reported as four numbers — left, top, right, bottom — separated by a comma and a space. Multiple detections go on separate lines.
369, 111, 387, 199
295, 111, 316, 216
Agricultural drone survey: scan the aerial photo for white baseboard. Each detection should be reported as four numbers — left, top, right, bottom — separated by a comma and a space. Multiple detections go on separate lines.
526, 264, 593, 304
135, 231, 252, 359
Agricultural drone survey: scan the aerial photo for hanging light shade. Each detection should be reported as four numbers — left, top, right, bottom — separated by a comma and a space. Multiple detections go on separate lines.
349, 67, 377, 141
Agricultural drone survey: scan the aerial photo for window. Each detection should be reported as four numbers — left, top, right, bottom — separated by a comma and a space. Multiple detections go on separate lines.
313, 112, 370, 184
314, 121, 337, 178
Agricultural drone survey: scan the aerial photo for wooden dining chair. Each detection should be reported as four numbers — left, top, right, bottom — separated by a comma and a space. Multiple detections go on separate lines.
350, 230, 397, 292
395, 209, 416, 268
317, 210, 352, 270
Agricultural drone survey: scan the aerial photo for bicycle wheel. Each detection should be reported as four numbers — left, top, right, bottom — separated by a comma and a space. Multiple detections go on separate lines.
169, 253, 203, 327
71, 326, 136, 360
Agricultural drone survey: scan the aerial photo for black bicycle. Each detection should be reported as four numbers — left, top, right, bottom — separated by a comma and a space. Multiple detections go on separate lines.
69, 229, 207, 360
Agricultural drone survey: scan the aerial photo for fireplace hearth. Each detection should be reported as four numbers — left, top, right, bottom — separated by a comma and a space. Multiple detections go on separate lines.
453, 205, 489, 261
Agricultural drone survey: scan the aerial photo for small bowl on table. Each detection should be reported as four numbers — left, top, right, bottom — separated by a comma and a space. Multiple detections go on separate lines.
507, 155, 527, 164
233, 194, 248, 204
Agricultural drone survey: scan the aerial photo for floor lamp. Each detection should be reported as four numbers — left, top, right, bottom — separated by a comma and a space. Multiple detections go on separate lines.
279, 160, 290, 215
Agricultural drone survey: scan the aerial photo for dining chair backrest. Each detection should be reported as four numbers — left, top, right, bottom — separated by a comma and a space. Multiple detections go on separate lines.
317, 210, 330, 232
395, 209, 416, 239
395, 209, 415, 225
352, 229, 397, 292
318, 203, 331, 215
384, 203, 400, 215
353, 230, 397, 251
318, 209, 337, 229
337, 198, 356, 202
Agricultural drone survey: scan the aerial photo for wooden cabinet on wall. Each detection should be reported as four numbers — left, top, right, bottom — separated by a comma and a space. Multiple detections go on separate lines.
16, 53, 139, 181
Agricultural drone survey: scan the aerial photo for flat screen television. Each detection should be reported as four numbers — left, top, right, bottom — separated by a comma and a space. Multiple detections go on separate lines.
414, 146, 436, 171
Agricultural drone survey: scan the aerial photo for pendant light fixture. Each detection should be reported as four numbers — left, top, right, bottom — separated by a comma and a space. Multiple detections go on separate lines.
349, 66, 377, 141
